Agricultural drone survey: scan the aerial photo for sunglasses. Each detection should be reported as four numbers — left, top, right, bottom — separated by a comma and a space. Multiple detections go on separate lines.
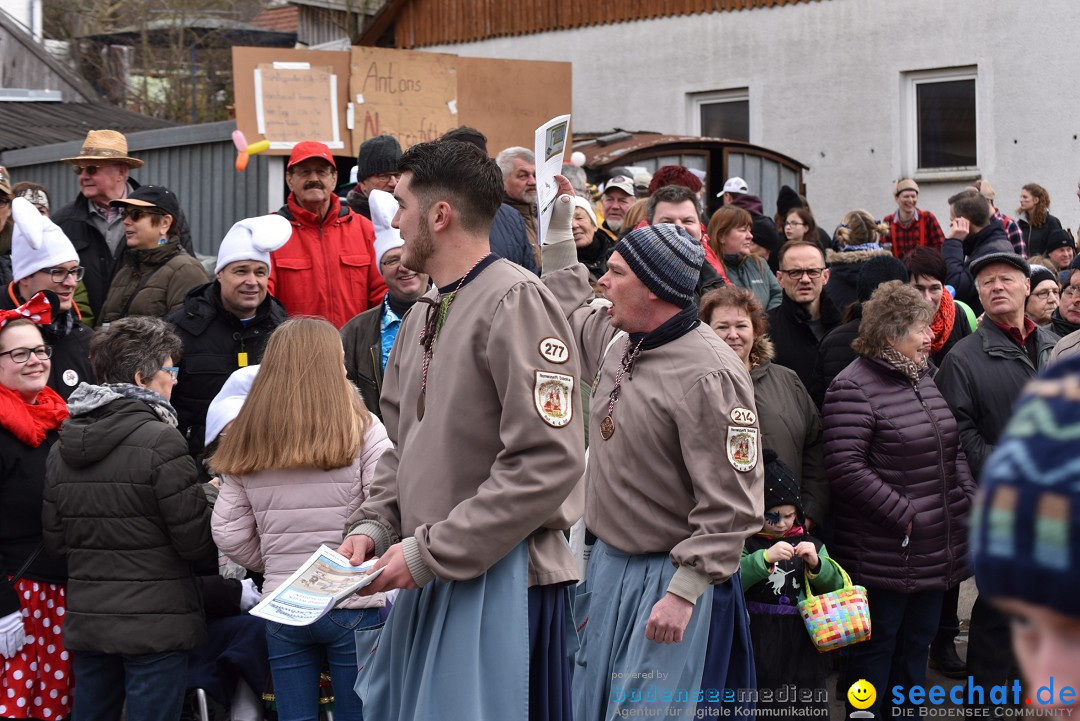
72, 165, 109, 176
120, 207, 166, 222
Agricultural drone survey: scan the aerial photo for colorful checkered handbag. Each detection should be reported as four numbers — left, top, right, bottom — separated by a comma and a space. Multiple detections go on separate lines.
797, 556, 871, 652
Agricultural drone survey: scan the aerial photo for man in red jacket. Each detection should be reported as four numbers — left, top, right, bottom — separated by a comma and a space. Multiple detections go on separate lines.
269, 141, 386, 328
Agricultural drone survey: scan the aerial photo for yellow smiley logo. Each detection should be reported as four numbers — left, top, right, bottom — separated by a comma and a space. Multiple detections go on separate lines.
847, 679, 876, 710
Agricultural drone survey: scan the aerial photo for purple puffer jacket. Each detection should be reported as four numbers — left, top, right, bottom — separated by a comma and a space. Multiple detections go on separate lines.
822, 356, 976, 592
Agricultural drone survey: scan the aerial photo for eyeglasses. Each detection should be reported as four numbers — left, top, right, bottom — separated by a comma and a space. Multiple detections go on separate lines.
0, 197, 10, 208
1032, 288, 1060, 300
0, 345, 53, 363
160, 366, 179, 380
380, 256, 401, 269
40, 266, 85, 283
291, 165, 336, 178
370, 172, 401, 183
778, 268, 826, 279
1063, 286, 1080, 299
71, 165, 113, 176
120, 208, 165, 222
784, 221, 806, 228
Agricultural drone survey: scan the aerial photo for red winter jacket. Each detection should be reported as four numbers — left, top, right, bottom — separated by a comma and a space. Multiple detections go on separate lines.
270, 194, 387, 328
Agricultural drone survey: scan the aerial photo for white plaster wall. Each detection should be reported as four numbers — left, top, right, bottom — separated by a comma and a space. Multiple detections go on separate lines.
1, 1, 42, 40
424, 0, 1080, 234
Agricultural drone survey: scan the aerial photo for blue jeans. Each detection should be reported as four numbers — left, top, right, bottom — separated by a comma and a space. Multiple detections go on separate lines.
71, 649, 189, 721
266, 608, 379, 721
842, 587, 944, 720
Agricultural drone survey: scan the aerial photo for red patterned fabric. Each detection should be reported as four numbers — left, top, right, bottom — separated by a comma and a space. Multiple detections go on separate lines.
0, 292, 53, 329
0, 579, 71, 719
884, 210, 946, 258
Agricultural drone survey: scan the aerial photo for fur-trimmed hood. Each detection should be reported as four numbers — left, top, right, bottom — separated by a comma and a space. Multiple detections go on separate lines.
749, 334, 776, 367
826, 247, 891, 265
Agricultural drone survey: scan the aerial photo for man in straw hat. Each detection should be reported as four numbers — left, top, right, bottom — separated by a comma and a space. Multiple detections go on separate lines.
52, 129, 194, 318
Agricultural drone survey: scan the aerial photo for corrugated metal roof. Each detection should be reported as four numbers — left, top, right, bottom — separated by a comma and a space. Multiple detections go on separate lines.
0, 101, 176, 152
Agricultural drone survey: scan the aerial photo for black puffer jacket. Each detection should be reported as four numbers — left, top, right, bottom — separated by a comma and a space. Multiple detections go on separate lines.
43, 387, 213, 655
2, 285, 94, 400
823, 356, 976, 592
936, 319, 1057, 475
165, 282, 288, 456
810, 315, 860, 408
824, 247, 892, 317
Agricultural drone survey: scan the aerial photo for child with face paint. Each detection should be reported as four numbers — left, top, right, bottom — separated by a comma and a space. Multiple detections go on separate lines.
740, 449, 845, 715
973, 358, 1080, 712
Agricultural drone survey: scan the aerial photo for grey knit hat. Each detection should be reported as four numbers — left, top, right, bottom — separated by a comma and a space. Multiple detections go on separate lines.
614, 224, 704, 308
356, 135, 403, 181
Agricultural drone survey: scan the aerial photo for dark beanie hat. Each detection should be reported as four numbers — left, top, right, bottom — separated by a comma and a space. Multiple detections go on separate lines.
614, 224, 704, 308
356, 135, 403, 181
973, 357, 1080, 620
1044, 228, 1075, 255
776, 185, 803, 218
1029, 264, 1058, 290
856, 254, 909, 303
763, 449, 803, 515
647, 165, 703, 196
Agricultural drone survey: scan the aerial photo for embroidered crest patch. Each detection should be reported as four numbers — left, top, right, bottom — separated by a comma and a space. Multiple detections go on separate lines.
727, 426, 759, 471
534, 371, 574, 428
539, 337, 570, 364
729, 407, 757, 426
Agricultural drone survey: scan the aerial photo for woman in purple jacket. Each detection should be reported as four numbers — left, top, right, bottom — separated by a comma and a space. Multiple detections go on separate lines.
822, 281, 976, 720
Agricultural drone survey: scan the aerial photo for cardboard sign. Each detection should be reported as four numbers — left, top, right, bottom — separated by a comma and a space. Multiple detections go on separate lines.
233, 47, 353, 156
349, 47, 457, 150
255, 63, 340, 149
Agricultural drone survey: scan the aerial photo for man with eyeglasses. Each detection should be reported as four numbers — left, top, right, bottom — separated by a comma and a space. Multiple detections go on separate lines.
1048, 259, 1080, 363
341, 189, 430, 419
2, 198, 93, 399
936, 251, 1057, 697
269, 141, 386, 329
767, 240, 841, 390
345, 134, 403, 221
52, 130, 196, 319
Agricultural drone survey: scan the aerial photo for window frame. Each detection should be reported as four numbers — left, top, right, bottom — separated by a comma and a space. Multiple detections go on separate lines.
687, 88, 751, 142
902, 66, 979, 181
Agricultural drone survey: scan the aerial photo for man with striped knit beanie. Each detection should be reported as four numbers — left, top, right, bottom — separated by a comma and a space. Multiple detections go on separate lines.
973, 356, 1080, 712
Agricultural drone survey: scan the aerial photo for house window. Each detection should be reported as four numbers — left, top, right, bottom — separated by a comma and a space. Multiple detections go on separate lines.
689, 89, 749, 142
904, 68, 978, 176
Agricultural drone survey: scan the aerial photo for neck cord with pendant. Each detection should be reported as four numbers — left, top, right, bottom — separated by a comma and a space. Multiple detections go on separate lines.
416, 253, 491, 420
599, 336, 645, 440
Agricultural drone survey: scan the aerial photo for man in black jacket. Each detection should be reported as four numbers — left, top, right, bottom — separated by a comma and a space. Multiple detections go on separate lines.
768, 241, 840, 391
3, 197, 93, 400
936, 251, 1057, 699
53, 130, 196, 318
165, 215, 290, 458
941, 189, 1013, 314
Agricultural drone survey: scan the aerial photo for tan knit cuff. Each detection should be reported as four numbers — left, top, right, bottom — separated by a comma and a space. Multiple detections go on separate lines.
541, 238, 578, 276
401, 536, 437, 588
346, 520, 391, 557
666, 565, 710, 605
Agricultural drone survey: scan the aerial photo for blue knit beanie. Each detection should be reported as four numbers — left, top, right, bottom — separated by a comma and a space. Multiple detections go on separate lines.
614, 224, 704, 308
973, 356, 1080, 620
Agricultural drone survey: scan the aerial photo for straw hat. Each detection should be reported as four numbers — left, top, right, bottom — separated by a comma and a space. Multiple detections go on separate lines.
61, 129, 143, 168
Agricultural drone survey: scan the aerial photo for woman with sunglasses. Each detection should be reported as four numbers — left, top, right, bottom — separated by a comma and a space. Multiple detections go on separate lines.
0, 292, 73, 719
97, 185, 207, 327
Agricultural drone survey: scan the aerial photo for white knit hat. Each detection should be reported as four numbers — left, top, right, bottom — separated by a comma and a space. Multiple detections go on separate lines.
369, 189, 403, 270
10, 197, 79, 282
214, 214, 292, 274
205, 364, 260, 446
572, 196, 598, 227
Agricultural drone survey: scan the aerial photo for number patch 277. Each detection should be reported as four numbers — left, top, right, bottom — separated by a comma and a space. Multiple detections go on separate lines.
539, 337, 570, 364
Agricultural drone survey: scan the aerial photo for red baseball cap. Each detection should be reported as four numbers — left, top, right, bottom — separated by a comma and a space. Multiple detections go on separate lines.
288, 141, 335, 169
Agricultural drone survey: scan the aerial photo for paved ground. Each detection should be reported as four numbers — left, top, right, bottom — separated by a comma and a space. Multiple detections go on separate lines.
827, 578, 977, 718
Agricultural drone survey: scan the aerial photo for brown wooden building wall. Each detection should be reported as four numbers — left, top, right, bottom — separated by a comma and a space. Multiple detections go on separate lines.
391, 0, 820, 48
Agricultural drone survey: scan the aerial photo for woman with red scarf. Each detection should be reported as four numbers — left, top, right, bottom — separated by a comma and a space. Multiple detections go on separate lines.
902, 247, 973, 366
0, 291, 72, 719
